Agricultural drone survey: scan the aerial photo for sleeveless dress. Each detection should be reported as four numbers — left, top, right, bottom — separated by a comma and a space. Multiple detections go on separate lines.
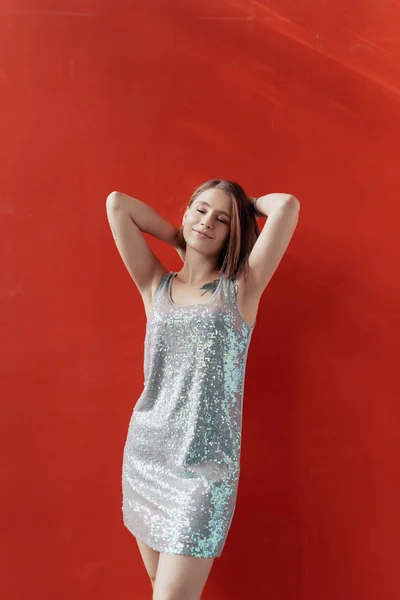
122, 270, 256, 558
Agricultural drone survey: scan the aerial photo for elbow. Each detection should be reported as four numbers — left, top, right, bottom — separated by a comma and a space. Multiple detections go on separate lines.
286, 195, 300, 210
106, 191, 122, 208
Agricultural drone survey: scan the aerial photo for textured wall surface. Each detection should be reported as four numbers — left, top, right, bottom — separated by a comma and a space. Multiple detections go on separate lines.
1, 1, 399, 599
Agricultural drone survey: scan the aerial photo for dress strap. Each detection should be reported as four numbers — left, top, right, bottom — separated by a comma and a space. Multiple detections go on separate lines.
220, 273, 237, 305
222, 273, 256, 330
153, 271, 171, 304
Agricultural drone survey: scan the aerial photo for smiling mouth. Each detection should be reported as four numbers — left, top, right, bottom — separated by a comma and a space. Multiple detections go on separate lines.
193, 229, 211, 238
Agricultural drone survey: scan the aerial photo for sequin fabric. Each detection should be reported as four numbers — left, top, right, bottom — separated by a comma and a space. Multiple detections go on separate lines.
122, 271, 256, 558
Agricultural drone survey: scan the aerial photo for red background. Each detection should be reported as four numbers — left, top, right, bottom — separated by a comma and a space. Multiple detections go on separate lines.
1, 1, 399, 598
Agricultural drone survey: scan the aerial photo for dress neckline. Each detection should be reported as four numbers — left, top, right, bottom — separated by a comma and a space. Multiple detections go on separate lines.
168, 272, 224, 307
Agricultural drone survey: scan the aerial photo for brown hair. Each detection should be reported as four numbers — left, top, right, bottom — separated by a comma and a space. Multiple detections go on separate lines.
175, 179, 260, 280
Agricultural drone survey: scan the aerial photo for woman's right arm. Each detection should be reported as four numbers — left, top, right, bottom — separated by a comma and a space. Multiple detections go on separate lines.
105, 191, 179, 298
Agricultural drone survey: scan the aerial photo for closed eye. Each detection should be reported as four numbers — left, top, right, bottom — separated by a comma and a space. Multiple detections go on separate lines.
196, 209, 228, 224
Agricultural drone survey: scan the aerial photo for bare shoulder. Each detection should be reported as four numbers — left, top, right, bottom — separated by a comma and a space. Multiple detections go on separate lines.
232, 267, 262, 299
141, 266, 169, 318
230, 268, 262, 329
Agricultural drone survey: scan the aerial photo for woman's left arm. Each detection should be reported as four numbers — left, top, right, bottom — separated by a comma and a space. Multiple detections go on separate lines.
248, 193, 300, 295
253, 193, 299, 218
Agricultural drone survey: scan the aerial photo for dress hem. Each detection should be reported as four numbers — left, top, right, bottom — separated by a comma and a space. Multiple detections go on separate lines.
123, 519, 222, 559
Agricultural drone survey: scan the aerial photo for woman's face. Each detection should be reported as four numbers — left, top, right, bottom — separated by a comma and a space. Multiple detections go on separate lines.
182, 189, 231, 255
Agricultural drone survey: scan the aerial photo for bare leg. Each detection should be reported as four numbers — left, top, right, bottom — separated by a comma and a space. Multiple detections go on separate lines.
136, 538, 160, 589
153, 552, 215, 600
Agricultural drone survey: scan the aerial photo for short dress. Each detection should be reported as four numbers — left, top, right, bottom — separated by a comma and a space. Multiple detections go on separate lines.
122, 271, 256, 558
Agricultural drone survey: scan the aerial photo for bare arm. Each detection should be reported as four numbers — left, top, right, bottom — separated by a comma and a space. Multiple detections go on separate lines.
105, 191, 182, 298
246, 193, 300, 295
108, 191, 179, 244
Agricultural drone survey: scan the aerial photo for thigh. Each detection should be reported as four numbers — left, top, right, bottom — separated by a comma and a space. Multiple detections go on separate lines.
136, 538, 160, 584
153, 552, 215, 600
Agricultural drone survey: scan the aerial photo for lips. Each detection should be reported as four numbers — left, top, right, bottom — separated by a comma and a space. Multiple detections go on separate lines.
193, 229, 211, 238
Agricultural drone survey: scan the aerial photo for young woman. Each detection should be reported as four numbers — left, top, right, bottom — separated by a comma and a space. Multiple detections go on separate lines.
106, 179, 300, 599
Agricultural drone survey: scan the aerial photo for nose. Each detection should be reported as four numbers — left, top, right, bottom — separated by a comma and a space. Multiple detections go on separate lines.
200, 213, 213, 229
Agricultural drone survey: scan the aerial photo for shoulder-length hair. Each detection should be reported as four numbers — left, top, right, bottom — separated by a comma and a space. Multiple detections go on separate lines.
175, 179, 260, 280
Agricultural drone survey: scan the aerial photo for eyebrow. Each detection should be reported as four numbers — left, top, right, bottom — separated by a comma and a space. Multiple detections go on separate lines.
196, 200, 231, 219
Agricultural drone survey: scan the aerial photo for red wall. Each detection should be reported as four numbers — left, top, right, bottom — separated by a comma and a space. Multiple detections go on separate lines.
1, 1, 399, 599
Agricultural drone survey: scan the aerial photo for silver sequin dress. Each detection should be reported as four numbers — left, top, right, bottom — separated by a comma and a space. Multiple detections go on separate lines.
122, 271, 256, 558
